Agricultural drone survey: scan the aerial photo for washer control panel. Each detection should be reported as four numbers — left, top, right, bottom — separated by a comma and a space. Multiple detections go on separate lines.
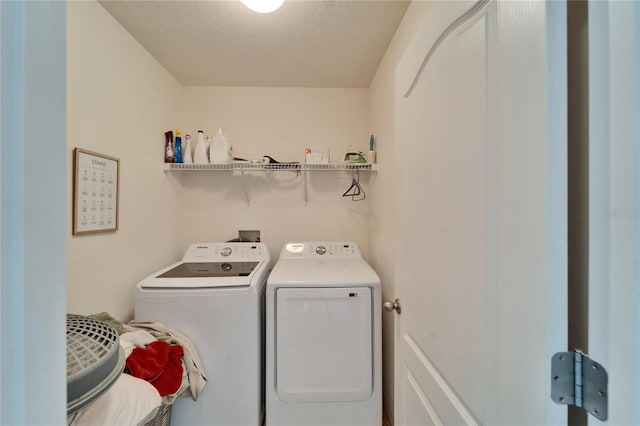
183, 243, 267, 261
282, 242, 361, 258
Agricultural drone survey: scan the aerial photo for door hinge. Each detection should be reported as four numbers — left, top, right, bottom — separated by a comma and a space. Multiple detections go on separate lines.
551, 350, 608, 421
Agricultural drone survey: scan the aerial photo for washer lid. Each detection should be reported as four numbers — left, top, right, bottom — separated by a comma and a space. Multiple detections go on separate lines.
139, 259, 268, 289
156, 261, 259, 278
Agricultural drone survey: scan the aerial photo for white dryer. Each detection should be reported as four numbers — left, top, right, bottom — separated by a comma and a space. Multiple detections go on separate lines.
135, 242, 270, 426
266, 242, 381, 426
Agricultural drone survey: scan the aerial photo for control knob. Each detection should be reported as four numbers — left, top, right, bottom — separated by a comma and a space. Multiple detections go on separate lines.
221, 247, 232, 257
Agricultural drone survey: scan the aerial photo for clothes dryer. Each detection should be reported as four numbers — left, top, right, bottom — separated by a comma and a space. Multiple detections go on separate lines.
266, 242, 381, 426
135, 242, 270, 426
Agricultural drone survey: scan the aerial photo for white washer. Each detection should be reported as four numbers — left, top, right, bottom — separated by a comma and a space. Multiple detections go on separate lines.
266, 242, 381, 426
135, 242, 270, 426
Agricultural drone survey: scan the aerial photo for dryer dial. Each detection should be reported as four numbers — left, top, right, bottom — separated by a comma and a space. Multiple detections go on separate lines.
315, 246, 326, 255
221, 247, 232, 257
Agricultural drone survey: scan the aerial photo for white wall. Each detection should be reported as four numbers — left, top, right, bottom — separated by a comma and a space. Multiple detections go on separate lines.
67, 1, 183, 320
368, 1, 432, 418
178, 87, 371, 259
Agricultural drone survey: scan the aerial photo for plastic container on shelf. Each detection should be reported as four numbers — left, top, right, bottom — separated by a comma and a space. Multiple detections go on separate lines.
193, 130, 209, 164
209, 128, 231, 164
164, 131, 175, 163
183, 134, 193, 164
174, 129, 183, 163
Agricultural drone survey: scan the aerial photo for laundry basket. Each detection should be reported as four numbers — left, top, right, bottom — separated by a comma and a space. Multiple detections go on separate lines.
66, 314, 125, 415
144, 403, 171, 426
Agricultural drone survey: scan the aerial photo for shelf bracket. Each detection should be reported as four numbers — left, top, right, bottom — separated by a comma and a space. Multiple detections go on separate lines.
303, 170, 309, 204
240, 169, 250, 205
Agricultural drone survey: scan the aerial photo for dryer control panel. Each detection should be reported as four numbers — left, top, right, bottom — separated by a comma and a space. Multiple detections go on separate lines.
281, 242, 361, 259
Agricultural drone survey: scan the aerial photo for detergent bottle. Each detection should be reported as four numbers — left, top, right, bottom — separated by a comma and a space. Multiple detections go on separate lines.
193, 130, 209, 164
209, 128, 231, 164
164, 131, 175, 163
174, 129, 183, 163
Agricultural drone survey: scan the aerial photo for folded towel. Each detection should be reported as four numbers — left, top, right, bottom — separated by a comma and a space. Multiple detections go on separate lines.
125, 341, 184, 397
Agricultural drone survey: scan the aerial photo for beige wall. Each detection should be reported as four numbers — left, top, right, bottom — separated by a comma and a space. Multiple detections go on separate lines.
368, 1, 432, 418
177, 87, 372, 259
67, 0, 433, 418
67, 3, 372, 319
67, 1, 184, 320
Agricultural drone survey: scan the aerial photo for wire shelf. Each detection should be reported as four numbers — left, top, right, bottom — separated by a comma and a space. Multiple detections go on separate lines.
164, 162, 376, 204
303, 163, 376, 171
164, 162, 377, 172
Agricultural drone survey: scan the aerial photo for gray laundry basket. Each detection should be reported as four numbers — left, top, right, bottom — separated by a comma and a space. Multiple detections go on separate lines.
66, 314, 125, 415
144, 403, 171, 426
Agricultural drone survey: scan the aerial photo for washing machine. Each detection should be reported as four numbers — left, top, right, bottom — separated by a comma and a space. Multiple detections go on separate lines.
135, 242, 270, 426
266, 241, 381, 426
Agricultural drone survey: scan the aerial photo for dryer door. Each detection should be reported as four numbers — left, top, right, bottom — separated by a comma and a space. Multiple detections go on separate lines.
275, 287, 372, 403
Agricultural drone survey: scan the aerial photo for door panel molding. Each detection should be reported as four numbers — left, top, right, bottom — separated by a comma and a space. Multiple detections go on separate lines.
403, 0, 490, 98
405, 369, 441, 426
403, 335, 479, 425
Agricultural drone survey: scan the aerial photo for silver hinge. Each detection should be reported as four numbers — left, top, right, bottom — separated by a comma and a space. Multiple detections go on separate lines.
551, 350, 608, 421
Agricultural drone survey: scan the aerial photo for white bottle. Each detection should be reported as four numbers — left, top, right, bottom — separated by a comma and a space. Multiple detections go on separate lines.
209, 128, 231, 164
193, 130, 209, 164
183, 134, 193, 164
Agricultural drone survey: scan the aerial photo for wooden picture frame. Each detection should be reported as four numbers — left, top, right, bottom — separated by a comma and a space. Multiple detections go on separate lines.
72, 148, 120, 235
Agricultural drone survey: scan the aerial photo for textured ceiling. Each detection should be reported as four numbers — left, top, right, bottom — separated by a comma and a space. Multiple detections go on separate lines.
99, 0, 410, 88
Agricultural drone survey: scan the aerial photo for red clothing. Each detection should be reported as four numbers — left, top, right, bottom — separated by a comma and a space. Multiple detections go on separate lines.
125, 341, 184, 396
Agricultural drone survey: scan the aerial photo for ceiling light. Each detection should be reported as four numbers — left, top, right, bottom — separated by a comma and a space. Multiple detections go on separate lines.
241, 0, 284, 13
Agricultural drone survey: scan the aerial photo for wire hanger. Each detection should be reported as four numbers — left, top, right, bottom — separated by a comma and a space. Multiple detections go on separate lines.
342, 169, 366, 201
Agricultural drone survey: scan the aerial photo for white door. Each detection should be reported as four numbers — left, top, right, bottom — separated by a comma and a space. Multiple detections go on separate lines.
393, 1, 567, 424
588, 1, 640, 424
